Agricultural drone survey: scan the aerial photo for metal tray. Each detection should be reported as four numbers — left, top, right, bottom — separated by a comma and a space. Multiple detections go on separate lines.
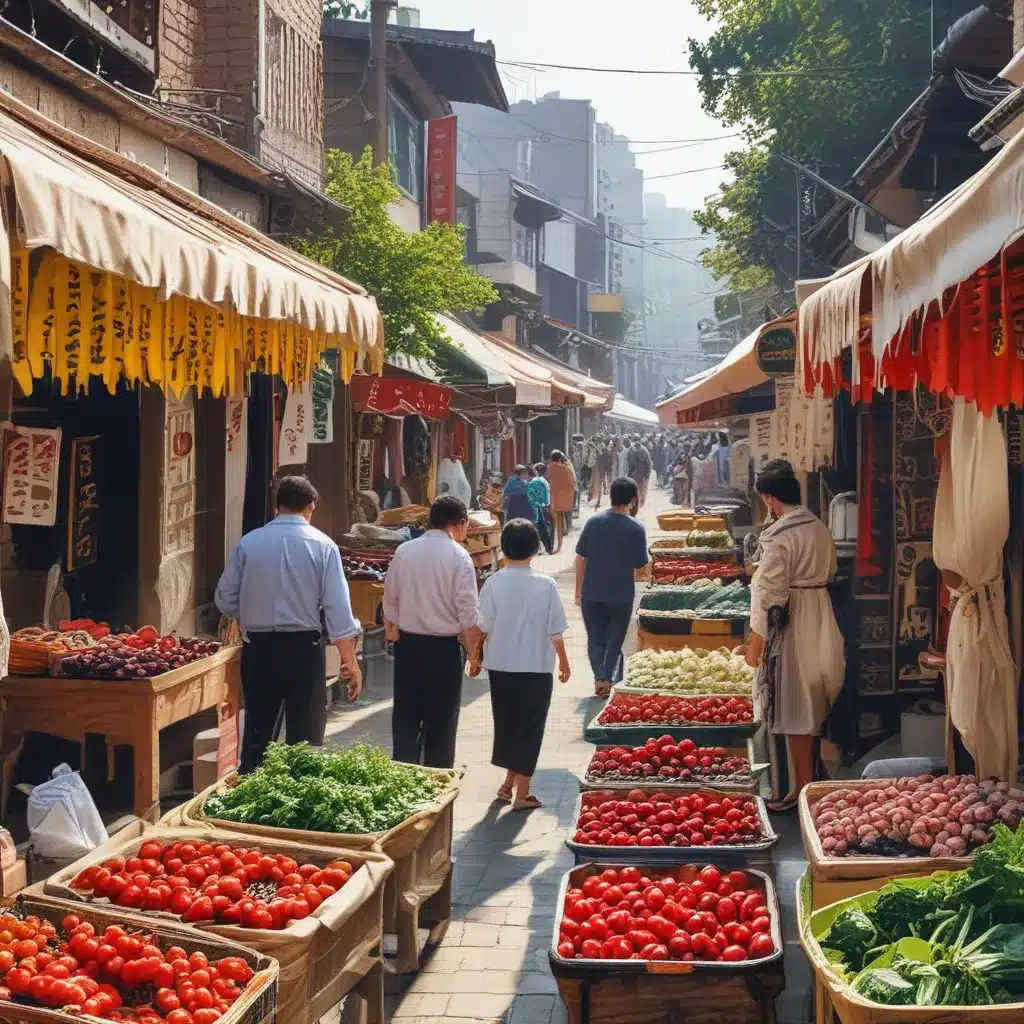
584, 696, 761, 747
564, 788, 778, 864
580, 738, 767, 794
548, 862, 784, 975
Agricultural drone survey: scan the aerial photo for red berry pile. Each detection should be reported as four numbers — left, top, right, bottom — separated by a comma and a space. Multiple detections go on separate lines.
71, 838, 354, 930
0, 910, 255, 1021
556, 865, 776, 963
572, 789, 763, 849
598, 694, 754, 726
586, 735, 751, 783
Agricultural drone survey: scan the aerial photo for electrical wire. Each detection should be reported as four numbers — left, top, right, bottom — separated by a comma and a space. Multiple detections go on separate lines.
498, 58, 887, 79
645, 165, 726, 180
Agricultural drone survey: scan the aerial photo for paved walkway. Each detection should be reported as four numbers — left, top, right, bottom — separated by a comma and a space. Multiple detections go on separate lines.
322, 485, 673, 1024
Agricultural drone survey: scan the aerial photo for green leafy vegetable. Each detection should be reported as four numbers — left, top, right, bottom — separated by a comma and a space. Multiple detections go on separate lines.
821, 906, 878, 972
853, 968, 916, 1005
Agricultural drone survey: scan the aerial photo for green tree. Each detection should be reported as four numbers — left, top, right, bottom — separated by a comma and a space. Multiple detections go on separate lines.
689, 0, 935, 284
323, 0, 367, 18
297, 148, 498, 360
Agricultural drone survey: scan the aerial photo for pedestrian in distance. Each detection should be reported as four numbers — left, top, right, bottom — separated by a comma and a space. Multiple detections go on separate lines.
383, 495, 479, 769
575, 476, 650, 698
502, 464, 533, 522
528, 462, 555, 554
215, 474, 363, 774
468, 518, 570, 811
627, 436, 653, 508
546, 450, 576, 553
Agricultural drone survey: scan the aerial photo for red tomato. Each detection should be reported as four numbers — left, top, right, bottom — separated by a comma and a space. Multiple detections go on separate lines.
749, 933, 774, 958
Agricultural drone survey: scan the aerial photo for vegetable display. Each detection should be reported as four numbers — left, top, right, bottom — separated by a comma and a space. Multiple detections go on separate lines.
60, 631, 221, 680
572, 789, 764, 849
640, 581, 750, 619
556, 865, 775, 963
586, 736, 751, 785
625, 648, 754, 696
69, 838, 354, 930
598, 694, 754, 727
681, 530, 733, 550
341, 553, 389, 582
652, 560, 745, 585
204, 742, 445, 835
817, 821, 1024, 1006
0, 909, 257, 1021
810, 776, 1024, 858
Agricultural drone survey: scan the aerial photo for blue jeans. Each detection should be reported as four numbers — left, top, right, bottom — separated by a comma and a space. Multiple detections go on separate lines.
580, 600, 633, 684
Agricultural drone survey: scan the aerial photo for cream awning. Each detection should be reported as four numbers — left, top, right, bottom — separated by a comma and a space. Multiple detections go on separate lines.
0, 89, 383, 367
606, 395, 658, 425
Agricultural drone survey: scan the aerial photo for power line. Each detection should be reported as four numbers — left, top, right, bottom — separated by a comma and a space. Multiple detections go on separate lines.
645, 164, 725, 180
498, 58, 885, 79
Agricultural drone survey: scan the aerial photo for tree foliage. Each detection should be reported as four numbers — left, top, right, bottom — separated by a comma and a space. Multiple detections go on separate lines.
688, 0, 936, 283
322, 0, 367, 18
297, 148, 498, 360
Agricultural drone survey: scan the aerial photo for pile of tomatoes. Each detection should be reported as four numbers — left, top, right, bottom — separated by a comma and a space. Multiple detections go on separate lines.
70, 839, 354, 931
0, 910, 256, 1021
598, 694, 754, 727
572, 789, 764, 849
556, 865, 775, 963
586, 735, 751, 784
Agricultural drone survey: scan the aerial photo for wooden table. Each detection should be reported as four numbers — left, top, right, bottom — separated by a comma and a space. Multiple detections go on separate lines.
0, 645, 241, 822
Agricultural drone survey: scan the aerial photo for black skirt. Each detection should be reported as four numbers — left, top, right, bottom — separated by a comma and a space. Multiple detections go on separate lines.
489, 670, 554, 777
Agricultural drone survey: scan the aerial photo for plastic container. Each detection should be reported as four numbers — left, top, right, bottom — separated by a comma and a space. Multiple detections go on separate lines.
584, 699, 760, 748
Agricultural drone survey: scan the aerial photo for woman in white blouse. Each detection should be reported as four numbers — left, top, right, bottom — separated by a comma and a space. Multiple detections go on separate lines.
468, 519, 571, 810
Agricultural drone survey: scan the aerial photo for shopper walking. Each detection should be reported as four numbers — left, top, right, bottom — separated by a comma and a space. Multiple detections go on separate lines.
383, 495, 478, 769
215, 475, 363, 774
627, 436, 653, 508
527, 462, 555, 554
575, 476, 650, 698
468, 519, 570, 810
547, 450, 576, 553
502, 465, 533, 522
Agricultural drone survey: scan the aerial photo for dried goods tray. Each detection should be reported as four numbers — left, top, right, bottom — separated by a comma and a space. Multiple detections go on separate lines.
637, 612, 749, 637
649, 546, 737, 561
580, 739, 766, 795
799, 780, 973, 885
564, 789, 777, 865
584, 697, 761, 748
549, 862, 783, 975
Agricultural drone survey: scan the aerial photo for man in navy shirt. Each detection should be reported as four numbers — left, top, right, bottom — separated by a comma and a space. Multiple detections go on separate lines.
574, 477, 650, 697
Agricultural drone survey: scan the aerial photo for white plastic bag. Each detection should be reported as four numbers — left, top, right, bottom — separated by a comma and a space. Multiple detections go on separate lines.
23, 764, 108, 860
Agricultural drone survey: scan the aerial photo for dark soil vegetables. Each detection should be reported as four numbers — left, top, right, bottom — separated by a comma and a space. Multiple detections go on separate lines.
556, 864, 775, 962
586, 736, 751, 784
61, 633, 221, 680
811, 775, 1024, 858
572, 788, 764, 849
598, 694, 754, 727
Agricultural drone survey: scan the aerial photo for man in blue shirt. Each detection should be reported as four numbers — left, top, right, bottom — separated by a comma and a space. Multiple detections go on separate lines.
215, 475, 362, 772
574, 476, 650, 698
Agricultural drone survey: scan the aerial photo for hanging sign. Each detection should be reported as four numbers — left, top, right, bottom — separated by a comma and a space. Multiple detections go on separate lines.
3, 426, 61, 526
350, 374, 453, 420
278, 389, 310, 465
755, 325, 797, 377
426, 115, 458, 224
224, 396, 247, 554
310, 358, 336, 444
750, 412, 774, 471
163, 402, 195, 556
357, 439, 374, 491
67, 435, 100, 570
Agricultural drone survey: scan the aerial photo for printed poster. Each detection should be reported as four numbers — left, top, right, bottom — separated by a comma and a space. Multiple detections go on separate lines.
163, 401, 195, 556
67, 435, 100, 569
278, 389, 310, 466
310, 359, 335, 444
224, 396, 247, 554
751, 413, 773, 472
3, 426, 61, 526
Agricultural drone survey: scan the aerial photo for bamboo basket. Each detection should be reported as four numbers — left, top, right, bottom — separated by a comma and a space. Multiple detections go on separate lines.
40, 824, 392, 1024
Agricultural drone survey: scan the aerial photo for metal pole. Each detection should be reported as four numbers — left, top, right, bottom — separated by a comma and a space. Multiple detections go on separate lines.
370, 0, 397, 166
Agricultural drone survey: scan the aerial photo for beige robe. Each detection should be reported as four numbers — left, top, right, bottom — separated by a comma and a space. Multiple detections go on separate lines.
750, 506, 845, 735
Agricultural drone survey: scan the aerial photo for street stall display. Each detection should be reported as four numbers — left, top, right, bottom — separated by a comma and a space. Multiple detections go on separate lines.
639, 581, 751, 618
586, 693, 758, 748
164, 743, 459, 974
652, 558, 746, 585
43, 825, 393, 1024
622, 648, 755, 696
585, 738, 762, 790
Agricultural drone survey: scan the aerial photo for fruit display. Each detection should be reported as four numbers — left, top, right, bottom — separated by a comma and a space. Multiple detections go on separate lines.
204, 742, 447, 835
571, 789, 766, 850
809, 776, 1024, 858
67, 837, 355, 930
0, 907, 259, 1020
60, 629, 221, 680
681, 530, 733, 550
555, 864, 777, 963
625, 648, 754, 696
340, 553, 389, 582
652, 560, 745, 585
598, 694, 754, 727
639, 581, 750, 619
586, 736, 752, 785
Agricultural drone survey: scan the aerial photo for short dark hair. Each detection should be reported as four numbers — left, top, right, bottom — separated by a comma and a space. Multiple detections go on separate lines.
429, 494, 469, 529
500, 518, 540, 560
755, 459, 801, 505
276, 474, 319, 512
609, 476, 639, 507
533, 462, 547, 477
550, 449, 566, 463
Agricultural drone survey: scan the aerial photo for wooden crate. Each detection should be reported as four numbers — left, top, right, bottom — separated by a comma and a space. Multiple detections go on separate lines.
637, 629, 739, 652
348, 580, 385, 629
40, 823, 392, 1024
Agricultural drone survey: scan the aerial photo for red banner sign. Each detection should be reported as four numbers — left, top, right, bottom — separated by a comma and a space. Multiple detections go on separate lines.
426, 115, 458, 224
350, 375, 454, 420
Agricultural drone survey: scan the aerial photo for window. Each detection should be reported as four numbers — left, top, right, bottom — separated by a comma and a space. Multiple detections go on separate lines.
388, 93, 422, 202
515, 222, 538, 268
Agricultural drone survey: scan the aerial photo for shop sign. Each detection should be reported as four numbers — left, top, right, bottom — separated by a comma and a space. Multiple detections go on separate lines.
163, 402, 195, 557
1007, 411, 1024, 465
310, 356, 336, 444
224, 397, 247, 554
751, 412, 774, 471
279, 389, 310, 465
756, 326, 797, 377
357, 439, 374, 491
68, 435, 100, 570
426, 115, 458, 224
350, 374, 454, 420
3, 426, 61, 527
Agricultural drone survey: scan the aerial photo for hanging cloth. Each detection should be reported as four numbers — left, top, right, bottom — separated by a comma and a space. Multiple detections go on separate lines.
932, 397, 1018, 781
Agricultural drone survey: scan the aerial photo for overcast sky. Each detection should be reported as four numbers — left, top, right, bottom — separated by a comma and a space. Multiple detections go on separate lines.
410, 0, 734, 215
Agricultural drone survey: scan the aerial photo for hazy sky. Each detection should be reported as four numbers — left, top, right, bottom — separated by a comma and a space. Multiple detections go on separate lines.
411, 0, 733, 215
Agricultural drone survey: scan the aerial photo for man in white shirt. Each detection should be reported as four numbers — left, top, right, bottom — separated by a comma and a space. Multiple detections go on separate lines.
383, 495, 478, 768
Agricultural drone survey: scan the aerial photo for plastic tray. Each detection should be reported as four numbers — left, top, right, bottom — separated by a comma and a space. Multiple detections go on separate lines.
564, 789, 777, 864
548, 862, 783, 975
584, 697, 760, 748
637, 613, 749, 637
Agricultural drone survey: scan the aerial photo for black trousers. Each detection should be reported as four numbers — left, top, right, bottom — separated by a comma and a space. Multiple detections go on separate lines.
489, 670, 553, 777
240, 630, 326, 773
392, 632, 463, 769
580, 599, 633, 683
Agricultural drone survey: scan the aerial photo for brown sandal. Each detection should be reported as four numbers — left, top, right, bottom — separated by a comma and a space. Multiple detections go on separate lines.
496, 784, 513, 802
512, 795, 543, 811
594, 682, 612, 699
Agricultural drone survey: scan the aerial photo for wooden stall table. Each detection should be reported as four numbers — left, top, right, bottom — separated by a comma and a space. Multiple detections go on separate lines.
0, 645, 241, 822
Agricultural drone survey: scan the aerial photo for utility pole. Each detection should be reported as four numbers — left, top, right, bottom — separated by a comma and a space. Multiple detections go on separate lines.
370, 0, 397, 166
